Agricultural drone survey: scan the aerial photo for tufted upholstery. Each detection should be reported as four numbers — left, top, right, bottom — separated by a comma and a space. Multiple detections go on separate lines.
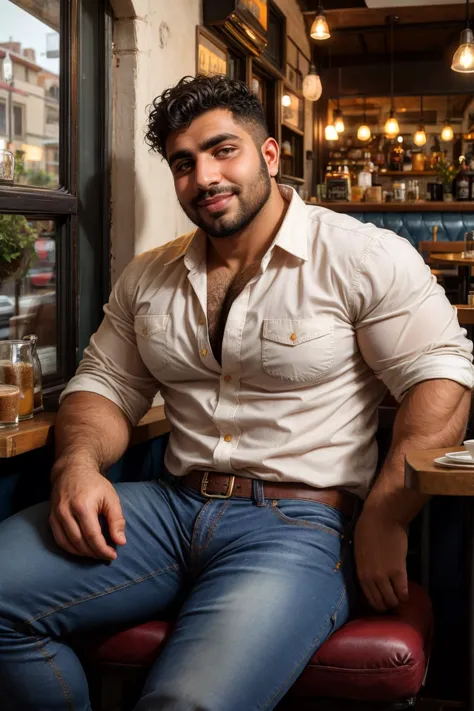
348, 212, 474, 249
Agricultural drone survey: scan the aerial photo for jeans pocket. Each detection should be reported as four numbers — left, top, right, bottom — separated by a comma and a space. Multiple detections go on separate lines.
268, 499, 346, 538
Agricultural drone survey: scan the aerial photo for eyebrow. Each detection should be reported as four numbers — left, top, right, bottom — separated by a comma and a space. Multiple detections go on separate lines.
168, 133, 242, 168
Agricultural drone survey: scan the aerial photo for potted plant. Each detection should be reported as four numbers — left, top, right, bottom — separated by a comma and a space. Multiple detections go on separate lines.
435, 159, 457, 202
0, 214, 36, 281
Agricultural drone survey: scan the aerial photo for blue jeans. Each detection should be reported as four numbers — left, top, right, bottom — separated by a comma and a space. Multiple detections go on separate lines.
0, 475, 355, 711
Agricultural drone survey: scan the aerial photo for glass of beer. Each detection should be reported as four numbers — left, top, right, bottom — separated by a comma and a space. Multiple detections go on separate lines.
0, 384, 20, 429
464, 230, 474, 259
0, 341, 35, 421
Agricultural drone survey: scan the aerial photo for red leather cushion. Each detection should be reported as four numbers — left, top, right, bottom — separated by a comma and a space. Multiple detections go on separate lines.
77, 582, 433, 702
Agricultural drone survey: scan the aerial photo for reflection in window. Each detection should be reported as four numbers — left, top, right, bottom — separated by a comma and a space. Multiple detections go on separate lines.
0, 0, 60, 189
0, 217, 57, 376
13, 104, 23, 137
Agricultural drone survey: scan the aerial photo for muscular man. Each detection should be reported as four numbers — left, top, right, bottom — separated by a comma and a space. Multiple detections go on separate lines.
0, 75, 472, 711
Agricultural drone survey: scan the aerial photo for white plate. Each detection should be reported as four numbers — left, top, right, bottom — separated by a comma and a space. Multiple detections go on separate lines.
434, 456, 474, 469
444, 451, 474, 463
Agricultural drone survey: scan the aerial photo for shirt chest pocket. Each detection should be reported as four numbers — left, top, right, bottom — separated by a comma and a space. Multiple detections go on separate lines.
261, 317, 335, 383
134, 314, 170, 374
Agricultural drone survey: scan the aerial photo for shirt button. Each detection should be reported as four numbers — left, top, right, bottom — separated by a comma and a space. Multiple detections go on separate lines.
224, 374, 232, 383
224, 434, 233, 443
199, 318, 205, 326
142, 327, 149, 337
200, 348, 208, 357
290, 332, 297, 342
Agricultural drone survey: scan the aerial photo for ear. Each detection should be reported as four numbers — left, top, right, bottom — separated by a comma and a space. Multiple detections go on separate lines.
261, 137, 280, 178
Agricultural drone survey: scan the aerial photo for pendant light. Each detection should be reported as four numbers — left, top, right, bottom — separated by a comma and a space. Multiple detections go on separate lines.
357, 97, 371, 142
413, 95, 427, 147
325, 124, 338, 141
302, 64, 323, 102
384, 16, 399, 139
311, 5, 330, 41
452, 0, 474, 72
282, 94, 291, 107
441, 97, 454, 142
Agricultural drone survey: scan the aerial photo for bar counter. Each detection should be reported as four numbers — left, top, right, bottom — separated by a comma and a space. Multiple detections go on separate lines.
308, 201, 474, 213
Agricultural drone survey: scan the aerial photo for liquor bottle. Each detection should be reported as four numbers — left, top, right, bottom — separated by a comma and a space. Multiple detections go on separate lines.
390, 141, 404, 171
455, 159, 470, 201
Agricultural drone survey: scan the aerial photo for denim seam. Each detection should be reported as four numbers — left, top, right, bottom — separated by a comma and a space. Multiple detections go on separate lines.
196, 500, 231, 553
269, 500, 343, 538
190, 500, 212, 562
25, 562, 180, 624
35, 634, 74, 711
260, 585, 348, 711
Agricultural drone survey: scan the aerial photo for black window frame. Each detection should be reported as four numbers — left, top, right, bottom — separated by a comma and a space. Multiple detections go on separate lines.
0, 100, 6, 135
0, 0, 111, 409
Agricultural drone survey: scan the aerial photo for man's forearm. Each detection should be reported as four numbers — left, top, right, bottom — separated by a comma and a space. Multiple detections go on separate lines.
52, 392, 132, 481
364, 379, 471, 525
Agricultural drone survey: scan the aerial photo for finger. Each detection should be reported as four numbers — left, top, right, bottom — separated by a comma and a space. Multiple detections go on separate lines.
375, 577, 400, 610
103, 496, 127, 546
391, 570, 409, 603
75, 507, 118, 560
49, 516, 85, 557
362, 581, 387, 612
56, 507, 102, 559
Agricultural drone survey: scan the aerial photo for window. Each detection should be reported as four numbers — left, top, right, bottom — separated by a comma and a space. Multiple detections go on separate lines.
0, 101, 6, 135
0, 0, 111, 407
13, 105, 23, 137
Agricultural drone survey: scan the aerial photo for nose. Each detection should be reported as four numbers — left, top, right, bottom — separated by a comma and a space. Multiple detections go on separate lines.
194, 154, 220, 192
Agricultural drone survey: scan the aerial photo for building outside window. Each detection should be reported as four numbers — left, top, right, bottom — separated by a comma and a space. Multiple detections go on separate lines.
0, 0, 110, 407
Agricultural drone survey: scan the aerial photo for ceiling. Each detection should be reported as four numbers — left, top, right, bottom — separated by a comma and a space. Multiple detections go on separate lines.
296, 1, 470, 66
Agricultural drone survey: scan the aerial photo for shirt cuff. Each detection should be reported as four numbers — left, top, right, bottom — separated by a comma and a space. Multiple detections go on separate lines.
60, 376, 151, 427
383, 355, 474, 402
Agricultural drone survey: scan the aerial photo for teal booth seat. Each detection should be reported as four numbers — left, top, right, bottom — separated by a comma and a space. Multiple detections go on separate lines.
347, 211, 474, 249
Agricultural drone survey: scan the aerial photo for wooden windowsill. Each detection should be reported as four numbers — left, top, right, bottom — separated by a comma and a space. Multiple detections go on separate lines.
0, 405, 170, 459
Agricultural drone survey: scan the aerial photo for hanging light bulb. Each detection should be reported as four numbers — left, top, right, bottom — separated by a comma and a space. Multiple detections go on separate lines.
282, 94, 291, 107
310, 5, 330, 40
441, 121, 454, 142
413, 95, 427, 147
357, 97, 371, 142
385, 17, 399, 139
302, 64, 323, 101
385, 110, 400, 138
325, 124, 338, 141
452, 0, 474, 74
413, 128, 427, 147
333, 108, 345, 134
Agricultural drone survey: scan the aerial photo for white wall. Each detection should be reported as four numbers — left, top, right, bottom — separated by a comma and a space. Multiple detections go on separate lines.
110, 0, 200, 282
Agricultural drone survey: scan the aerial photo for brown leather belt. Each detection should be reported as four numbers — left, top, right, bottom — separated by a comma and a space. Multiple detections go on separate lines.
181, 470, 356, 519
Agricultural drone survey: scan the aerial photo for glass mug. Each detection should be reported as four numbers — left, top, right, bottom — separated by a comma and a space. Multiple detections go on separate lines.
464, 230, 474, 259
0, 384, 20, 429
0, 340, 35, 421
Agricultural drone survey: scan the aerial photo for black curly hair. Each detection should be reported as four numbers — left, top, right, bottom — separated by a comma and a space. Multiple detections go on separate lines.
145, 74, 269, 159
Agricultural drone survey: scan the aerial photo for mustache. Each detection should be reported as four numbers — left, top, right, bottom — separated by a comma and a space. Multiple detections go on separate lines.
192, 186, 240, 209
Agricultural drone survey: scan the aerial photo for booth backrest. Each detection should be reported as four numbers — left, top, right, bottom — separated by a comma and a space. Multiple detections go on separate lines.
347, 211, 474, 249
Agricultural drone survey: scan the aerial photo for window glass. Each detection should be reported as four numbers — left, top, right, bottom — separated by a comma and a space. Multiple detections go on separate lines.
0, 216, 57, 376
0, 0, 60, 189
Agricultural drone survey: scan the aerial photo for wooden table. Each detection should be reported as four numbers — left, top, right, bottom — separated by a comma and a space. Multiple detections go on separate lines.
405, 446, 474, 710
430, 253, 474, 303
456, 305, 474, 327
0, 405, 170, 458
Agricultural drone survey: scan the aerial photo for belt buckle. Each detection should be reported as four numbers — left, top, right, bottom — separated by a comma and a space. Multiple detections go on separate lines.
200, 472, 235, 499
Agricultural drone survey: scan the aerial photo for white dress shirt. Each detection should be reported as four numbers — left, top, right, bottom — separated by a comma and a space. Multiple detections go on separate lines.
62, 187, 474, 497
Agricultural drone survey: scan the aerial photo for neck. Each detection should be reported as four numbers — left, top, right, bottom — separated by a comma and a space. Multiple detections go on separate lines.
206, 182, 288, 272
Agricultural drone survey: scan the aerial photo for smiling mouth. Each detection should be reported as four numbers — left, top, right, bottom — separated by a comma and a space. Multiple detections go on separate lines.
197, 193, 234, 214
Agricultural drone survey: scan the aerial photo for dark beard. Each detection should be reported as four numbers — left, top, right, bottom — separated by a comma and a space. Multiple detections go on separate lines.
182, 158, 272, 239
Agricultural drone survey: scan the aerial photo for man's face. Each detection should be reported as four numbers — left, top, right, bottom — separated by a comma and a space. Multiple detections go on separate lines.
166, 109, 273, 238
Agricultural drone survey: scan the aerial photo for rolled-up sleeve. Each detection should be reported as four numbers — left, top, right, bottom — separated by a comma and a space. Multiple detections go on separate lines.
60, 259, 159, 425
352, 231, 474, 402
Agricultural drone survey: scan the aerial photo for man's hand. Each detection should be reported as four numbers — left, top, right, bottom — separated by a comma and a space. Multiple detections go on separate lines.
354, 509, 409, 612
50, 467, 126, 561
